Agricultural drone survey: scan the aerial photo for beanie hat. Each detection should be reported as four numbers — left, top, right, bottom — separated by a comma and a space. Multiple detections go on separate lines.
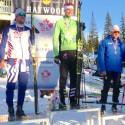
15, 8, 25, 17
111, 25, 120, 32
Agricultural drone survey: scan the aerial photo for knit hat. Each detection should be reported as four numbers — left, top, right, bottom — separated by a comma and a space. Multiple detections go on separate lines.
111, 25, 120, 32
64, 3, 74, 10
15, 8, 25, 17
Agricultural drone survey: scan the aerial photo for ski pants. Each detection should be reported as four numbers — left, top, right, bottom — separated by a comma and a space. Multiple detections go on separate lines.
101, 71, 121, 103
6, 58, 30, 107
59, 50, 77, 104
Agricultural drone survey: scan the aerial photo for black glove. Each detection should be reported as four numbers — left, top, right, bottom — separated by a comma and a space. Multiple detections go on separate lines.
81, 22, 86, 31
54, 56, 61, 64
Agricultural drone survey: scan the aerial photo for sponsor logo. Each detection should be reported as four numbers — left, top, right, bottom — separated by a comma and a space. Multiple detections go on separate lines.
41, 70, 51, 82
40, 61, 54, 67
13, 31, 19, 38
43, 0, 51, 5
36, 48, 53, 52
41, 61, 53, 65
39, 19, 54, 32
27, 6, 64, 15
13, 31, 22, 38
38, 58, 54, 67
44, 43, 48, 47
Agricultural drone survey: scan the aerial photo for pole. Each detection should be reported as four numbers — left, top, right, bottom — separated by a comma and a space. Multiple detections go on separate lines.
31, 2, 39, 115
76, 0, 83, 106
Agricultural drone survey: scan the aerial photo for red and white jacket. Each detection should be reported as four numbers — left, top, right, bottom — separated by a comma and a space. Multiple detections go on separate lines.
0, 23, 34, 60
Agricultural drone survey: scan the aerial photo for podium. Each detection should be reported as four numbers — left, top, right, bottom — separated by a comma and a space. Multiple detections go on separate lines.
102, 114, 125, 125
50, 104, 101, 125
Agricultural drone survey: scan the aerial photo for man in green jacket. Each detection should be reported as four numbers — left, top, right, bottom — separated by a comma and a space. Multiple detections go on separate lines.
53, 3, 77, 110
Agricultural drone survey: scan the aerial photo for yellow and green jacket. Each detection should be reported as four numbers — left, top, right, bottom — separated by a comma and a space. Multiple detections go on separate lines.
53, 16, 77, 56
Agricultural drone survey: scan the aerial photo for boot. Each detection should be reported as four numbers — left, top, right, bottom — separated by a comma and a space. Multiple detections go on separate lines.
70, 98, 78, 109
8, 106, 15, 121
111, 104, 119, 114
101, 105, 106, 116
59, 101, 67, 110
16, 106, 29, 119
59, 89, 67, 110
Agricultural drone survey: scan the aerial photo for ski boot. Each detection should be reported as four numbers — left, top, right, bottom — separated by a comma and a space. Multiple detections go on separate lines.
101, 105, 106, 116
70, 98, 80, 109
16, 106, 29, 120
70, 101, 79, 109
111, 105, 119, 114
59, 101, 67, 110
8, 106, 15, 121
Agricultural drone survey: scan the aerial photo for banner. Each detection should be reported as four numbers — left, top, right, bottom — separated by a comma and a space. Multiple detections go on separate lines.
10, 0, 78, 89
11, 0, 78, 16
24, 14, 76, 89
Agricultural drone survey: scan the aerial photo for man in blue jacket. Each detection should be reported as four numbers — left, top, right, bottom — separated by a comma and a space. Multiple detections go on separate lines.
98, 25, 124, 116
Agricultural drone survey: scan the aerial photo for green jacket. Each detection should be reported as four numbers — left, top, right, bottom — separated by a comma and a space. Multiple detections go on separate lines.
53, 16, 77, 56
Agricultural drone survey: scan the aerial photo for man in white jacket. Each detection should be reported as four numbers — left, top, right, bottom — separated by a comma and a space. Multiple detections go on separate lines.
0, 8, 35, 121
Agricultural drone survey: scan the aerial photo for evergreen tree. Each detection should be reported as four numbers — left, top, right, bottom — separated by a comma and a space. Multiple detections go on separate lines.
104, 11, 112, 38
88, 11, 99, 52
82, 32, 87, 51
84, 35, 90, 52
120, 12, 125, 43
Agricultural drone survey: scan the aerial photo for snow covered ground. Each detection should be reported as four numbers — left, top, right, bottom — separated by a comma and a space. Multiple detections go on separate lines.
1, 69, 125, 125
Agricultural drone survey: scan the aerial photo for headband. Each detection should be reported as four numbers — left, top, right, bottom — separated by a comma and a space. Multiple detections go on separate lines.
64, 3, 74, 10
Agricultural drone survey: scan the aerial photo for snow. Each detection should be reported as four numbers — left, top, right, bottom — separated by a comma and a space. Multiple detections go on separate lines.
1, 69, 125, 125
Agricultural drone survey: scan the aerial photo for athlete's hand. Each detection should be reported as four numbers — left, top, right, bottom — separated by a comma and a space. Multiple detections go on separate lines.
81, 22, 86, 31
0, 60, 5, 68
54, 56, 61, 64
32, 57, 38, 62
101, 71, 106, 76
35, 57, 38, 62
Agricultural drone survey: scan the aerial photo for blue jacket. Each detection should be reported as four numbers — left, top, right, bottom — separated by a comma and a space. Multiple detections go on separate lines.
98, 35, 124, 73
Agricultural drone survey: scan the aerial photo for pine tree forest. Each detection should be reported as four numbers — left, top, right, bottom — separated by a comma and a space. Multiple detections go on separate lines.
83, 11, 125, 53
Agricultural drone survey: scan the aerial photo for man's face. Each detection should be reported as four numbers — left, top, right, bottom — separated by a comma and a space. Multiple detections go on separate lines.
113, 30, 120, 40
65, 8, 73, 18
16, 13, 26, 25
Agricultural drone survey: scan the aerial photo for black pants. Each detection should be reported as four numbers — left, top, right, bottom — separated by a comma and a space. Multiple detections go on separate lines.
59, 50, 77, 104
101, 72, 121, 103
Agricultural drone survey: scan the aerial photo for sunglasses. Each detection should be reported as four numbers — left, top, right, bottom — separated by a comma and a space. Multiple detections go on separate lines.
113, 31, 119, 34
19, 13, 26, 17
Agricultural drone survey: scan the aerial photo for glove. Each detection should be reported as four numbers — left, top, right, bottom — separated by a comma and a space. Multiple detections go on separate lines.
54, 56, 61, 64
81, 22, 86, 31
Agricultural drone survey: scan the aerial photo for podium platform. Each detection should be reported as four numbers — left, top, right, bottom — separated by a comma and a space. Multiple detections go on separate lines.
0, 112, 50, 125
50, 104, 101, 125
102, 113, 125, 125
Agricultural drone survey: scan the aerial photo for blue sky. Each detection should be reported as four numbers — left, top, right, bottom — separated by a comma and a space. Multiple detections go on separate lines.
81, 0, 125, 39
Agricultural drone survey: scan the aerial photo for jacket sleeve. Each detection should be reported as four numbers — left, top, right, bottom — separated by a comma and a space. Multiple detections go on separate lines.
121, 42, 125, 62
53, 21, 60, 57
98, 40, 106, 72
0, 27, 9, 60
